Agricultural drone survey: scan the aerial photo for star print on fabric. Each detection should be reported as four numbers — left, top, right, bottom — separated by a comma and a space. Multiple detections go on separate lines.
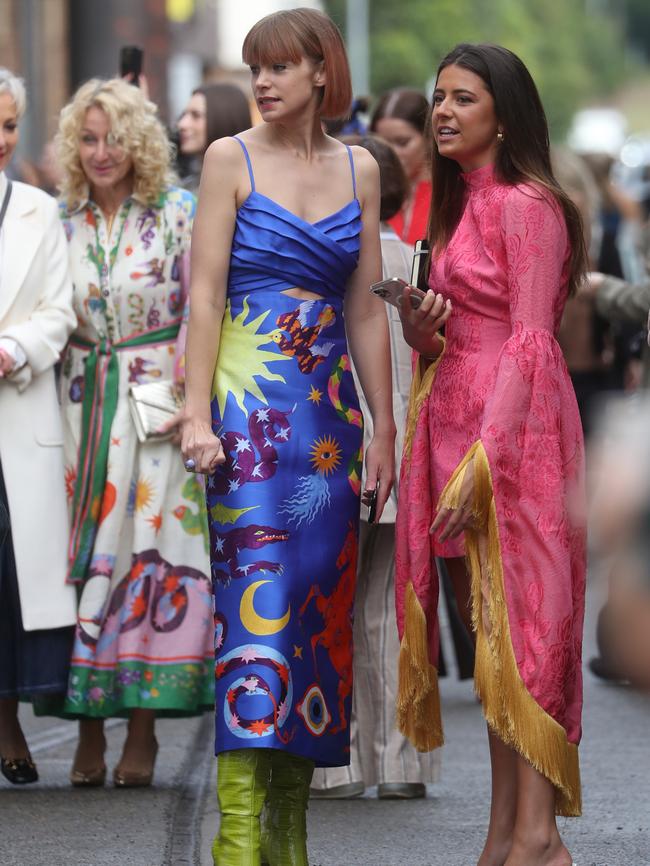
256, 408, 270, 422
147, 511, 163, 534
235, 437, 252, 452
277, 700, 289, 723
307, 386, 322, 405
276, 427, 289, 441
293, 645, 303, 659
239, 646, 259, 663
91, 555, 114, 576
228, 479, 241, 493
111, 437, 121, 446
251, 465, 263, 478
249, 719, 270, 736
215, 536, 225, 553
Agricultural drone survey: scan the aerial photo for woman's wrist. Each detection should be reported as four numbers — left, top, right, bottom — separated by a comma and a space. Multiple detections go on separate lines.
369, 419, 397, 439
419, 332, 444, 360
182, 400, 212, 425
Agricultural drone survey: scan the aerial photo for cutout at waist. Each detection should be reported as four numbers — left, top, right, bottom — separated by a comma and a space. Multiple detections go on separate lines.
281, 287, 325, 302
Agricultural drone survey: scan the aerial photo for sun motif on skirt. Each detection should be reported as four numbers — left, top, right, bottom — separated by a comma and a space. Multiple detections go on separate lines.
134, 477, 155, 512
309, 435, 342, 476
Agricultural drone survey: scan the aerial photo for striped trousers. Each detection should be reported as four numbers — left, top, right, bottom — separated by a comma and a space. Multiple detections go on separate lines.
311, 521, 440, 790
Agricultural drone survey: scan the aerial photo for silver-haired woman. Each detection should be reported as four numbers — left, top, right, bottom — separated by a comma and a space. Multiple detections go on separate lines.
0, 68, 77, 785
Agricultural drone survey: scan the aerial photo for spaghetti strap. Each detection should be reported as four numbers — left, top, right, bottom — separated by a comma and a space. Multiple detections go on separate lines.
233, 136, 255, 192
344, 144, 357, 199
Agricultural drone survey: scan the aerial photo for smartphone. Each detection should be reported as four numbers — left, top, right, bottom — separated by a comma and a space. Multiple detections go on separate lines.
119, 45, 144, 85
370, 277, 426, 310
410, 239, 430, 292
367, 485, 379, 524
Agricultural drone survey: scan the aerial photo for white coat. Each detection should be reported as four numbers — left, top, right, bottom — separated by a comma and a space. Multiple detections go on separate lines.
0, 174, 77, 630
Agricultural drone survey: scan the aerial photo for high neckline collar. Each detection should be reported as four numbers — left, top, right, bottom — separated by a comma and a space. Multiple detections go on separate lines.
461, 162, 496, 191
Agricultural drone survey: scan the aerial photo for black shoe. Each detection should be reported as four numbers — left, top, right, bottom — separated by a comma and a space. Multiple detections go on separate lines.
588, 656, 629, 685
1, 756, 38, 785
378, 782, 426, 799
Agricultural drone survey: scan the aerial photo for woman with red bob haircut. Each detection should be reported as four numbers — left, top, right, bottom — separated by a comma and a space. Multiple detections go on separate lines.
181, 7, 394, 865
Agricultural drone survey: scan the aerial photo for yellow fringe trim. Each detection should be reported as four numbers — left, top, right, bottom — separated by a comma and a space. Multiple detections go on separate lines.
397, 345, 446, 753
440, 440, 582, 817
403, 343, 445, 461
396, 582, 443, 752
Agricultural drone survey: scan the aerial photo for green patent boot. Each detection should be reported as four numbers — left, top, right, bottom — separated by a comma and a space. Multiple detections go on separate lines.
260, 803, 271, 866
212, 748, 272, 866
262, 751, 314, 866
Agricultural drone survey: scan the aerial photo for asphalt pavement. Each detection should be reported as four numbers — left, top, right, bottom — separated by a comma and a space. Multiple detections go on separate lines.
1, 583, 648, 866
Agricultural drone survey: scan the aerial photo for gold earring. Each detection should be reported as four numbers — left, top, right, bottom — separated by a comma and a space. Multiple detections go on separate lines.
497, 131, 504, 142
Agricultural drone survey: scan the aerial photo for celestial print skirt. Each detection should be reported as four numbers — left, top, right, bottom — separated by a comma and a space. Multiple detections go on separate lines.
207, 290, 363, 766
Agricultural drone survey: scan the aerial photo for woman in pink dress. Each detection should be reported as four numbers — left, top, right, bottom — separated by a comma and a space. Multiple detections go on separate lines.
395, 44, 587, 866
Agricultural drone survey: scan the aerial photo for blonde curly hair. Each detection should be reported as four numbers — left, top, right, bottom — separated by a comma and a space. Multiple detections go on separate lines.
56, 78, 174, 209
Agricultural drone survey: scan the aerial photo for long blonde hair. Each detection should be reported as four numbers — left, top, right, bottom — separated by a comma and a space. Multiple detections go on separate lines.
56, 78, 174, 209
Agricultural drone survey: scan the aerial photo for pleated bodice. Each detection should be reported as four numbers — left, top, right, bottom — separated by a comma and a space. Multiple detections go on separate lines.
227, 137, 362, 301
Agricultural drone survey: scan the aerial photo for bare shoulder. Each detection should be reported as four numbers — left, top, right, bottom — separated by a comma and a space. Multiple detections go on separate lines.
348, 145, 379, 199
349, 145, 379, 179
203, 135, 247, 174
200, 136, 253, 204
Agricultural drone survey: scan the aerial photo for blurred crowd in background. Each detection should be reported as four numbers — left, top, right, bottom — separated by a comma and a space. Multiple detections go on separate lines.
2, 0, 650, 725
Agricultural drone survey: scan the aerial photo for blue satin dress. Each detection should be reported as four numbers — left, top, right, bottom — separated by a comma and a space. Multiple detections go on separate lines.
207, 137, 363, 766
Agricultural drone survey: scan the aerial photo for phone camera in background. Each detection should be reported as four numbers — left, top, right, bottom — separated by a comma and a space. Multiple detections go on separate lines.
119, 45, 144, 86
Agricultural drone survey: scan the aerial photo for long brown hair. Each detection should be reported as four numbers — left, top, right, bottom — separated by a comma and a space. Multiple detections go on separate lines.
429, 43, 587, 295
193, 83, 251, 155
370, 88, 429, 136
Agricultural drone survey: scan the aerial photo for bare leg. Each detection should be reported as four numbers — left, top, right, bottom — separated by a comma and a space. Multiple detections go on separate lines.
477, 730, 518, 866
0, 697, 29, 759
445, 556, 474, 640
72, 717, 106, 777
442, 558, 516, 866
115, 708, 157, 778
504, 756, 572, 866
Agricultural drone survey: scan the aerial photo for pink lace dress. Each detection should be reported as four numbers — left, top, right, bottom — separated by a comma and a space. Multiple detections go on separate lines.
395, 164, 586, 816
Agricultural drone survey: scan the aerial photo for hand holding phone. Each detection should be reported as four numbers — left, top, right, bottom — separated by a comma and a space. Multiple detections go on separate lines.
370, 277, 426, 310
410, 239, 429, 291
367, 484, 379, 524
120, 45, 144, 86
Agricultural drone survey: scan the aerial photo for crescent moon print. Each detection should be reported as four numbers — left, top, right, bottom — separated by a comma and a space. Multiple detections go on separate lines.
240, 579, 291, 636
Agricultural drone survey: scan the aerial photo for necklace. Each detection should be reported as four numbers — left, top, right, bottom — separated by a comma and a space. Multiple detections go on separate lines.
105, 209, 118, 238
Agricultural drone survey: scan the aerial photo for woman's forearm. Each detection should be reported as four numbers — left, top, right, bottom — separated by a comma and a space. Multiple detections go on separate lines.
184, 295, 225, 421
346, 307, 396, 436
